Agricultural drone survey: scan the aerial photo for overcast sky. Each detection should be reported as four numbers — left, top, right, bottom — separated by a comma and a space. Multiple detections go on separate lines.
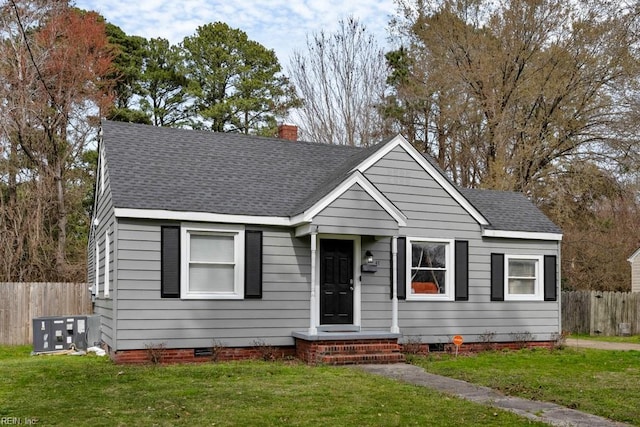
74, 0, 397, 66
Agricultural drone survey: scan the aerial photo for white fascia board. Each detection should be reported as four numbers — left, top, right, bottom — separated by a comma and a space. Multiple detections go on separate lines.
292, 171, 407, 227
482, 229, 563, 241
628, 247, 640, 262
113, 208, 292, 226
355, 134, 490, 226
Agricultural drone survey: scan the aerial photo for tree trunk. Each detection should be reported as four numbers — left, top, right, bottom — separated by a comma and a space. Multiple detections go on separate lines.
54, 157, 67, 278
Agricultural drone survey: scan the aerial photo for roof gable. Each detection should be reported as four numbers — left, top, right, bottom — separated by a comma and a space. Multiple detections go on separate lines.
354, 135, 489, 226
628, 247, 640, 263
291, 171, 406, 227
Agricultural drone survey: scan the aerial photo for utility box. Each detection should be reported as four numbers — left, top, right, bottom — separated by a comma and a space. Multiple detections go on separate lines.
32, 315, 101, 353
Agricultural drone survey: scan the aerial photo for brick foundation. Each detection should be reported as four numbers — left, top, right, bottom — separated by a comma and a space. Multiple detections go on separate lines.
401, 340, 555, 355
108, 345, 296, 365
104, 340, 555, 365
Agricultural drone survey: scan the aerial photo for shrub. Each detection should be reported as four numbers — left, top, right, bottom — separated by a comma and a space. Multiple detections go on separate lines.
478, 330, 497, 351
144, 342, 167, 365
509, 331, 536, 349
402, 336, 424, 355
252, 339, 279, 361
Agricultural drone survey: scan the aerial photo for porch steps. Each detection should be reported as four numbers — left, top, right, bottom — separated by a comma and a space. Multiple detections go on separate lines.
317, 342, 405, 365
293, 333, 405, 365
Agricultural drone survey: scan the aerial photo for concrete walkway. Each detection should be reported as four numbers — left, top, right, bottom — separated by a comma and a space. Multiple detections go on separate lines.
358, 363, 629, 427
566, 338, 640, 351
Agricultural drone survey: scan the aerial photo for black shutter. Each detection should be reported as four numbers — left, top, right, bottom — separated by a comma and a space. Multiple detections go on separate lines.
490, 253, 504, 301
455, 240, 469, 301
396, 237, 406, 300
544, 255, 557, 301
161, 226, 180, 298
244, 230, 263, 298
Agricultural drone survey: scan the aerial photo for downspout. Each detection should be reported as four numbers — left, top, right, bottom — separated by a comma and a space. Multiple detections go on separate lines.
308, 231, 318, 334
391, 236, 399, 333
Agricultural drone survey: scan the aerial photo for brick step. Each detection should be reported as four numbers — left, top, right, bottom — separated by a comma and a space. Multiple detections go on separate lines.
315, 343, 402, 355
320, 352, 406, 365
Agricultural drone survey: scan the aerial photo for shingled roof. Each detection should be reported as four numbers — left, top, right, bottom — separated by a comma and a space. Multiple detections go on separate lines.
102, 120, 361, 217
101, 120, 561, 234
460, 188, 561, 234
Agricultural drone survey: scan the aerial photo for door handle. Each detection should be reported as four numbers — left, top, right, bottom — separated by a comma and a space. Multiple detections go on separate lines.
350, 286, 354, 291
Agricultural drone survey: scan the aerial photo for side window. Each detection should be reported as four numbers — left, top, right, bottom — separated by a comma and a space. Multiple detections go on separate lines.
95, 237, 100, 297
104, 230, 110, 298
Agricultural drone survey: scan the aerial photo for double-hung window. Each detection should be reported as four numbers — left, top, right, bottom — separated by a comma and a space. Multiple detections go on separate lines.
104, 230, 110, 298
505, 255, 543, 300
407, 238, 454, 300
181, 224, 245, 299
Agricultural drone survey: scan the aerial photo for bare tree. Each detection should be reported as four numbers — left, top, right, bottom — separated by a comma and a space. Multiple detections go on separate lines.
386, 0, 639, 194
289, 17, 388, 146
0, 1, 114, 281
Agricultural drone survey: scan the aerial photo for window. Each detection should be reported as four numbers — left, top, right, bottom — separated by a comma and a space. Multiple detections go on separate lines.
94, 238, 100, 297
104, 230, 110, 298
181, 224, 244, 299
407, 238, 453, 300
505, 255, 543, 300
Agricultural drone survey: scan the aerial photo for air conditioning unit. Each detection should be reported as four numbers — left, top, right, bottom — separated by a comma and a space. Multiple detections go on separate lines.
32, 315, 101, 353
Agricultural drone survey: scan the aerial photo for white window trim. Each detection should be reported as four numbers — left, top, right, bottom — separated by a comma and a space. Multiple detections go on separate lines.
180, 223, 245, 300
504, 255, 544, 301
104, 230, 110, 298
406, 237, 455, 301
94, 237, 100, 297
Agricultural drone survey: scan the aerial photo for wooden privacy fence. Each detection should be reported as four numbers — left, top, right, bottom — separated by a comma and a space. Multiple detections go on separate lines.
562, 290, 640, 336
0, 282, 92, 345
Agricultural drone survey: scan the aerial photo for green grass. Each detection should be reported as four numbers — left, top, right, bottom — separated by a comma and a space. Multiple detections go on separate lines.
571, 333, 640, 344
0, 346, 543, 426
410, 348, 640, 425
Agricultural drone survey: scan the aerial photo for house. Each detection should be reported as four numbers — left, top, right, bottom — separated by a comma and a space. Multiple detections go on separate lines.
627, 249, 640, 292
88, 120, 563, 364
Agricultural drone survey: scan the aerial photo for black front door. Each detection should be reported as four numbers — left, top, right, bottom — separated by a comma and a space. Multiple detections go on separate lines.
320, 239, 354, 324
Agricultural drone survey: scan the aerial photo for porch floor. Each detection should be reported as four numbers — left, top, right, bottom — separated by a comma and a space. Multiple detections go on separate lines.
292, 330, 401, 341
293, 330, 405, 365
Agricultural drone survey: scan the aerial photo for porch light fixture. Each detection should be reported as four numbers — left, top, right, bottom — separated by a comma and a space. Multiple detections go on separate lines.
365, 251, 374, 264
361, 250, 377, 273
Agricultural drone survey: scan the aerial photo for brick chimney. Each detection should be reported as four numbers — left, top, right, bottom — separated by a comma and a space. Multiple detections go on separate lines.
277, 124, 298, 141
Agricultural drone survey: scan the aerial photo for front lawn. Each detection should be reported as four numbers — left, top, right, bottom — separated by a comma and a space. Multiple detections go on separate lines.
0, 346, 542, 426
411, 348, 640, 425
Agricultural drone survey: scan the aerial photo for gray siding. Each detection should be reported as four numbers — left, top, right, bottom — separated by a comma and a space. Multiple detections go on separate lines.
311, 183, 398, 236
631, 257, 640, 293
363, 146, 561, 343
88, 149, 116, 348
360, 237, 393, 328
115, 220, 311, 350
